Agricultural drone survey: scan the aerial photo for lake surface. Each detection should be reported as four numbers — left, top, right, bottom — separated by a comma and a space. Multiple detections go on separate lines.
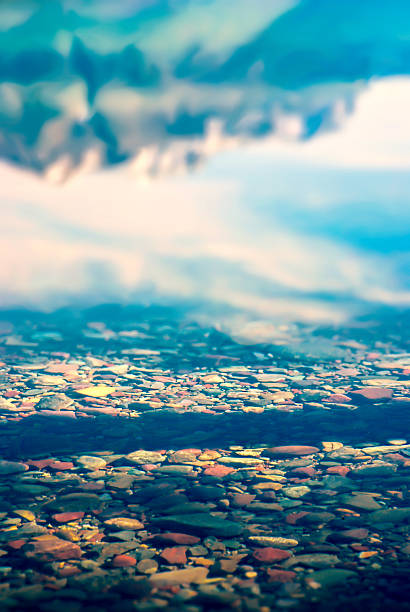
0, 2, 409, 611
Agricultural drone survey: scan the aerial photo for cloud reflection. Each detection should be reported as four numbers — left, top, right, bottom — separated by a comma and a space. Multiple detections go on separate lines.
0, 0, 409, 324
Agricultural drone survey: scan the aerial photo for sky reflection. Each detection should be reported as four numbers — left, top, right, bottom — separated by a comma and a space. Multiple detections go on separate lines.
0, 0, 409, 324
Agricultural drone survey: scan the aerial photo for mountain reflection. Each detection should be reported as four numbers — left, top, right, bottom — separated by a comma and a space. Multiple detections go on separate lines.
2, 0, 410, 180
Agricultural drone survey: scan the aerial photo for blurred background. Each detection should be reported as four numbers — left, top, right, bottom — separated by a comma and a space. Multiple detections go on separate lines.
1, 0, 409, 331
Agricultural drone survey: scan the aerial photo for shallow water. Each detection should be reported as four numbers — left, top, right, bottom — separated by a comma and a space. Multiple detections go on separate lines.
0, 2, 410, 611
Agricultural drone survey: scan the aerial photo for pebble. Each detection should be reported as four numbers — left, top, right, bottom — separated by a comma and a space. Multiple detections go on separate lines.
0, 311, 408, 611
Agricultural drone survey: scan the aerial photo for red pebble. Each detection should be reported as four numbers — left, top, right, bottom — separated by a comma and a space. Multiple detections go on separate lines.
148, 533, 200, 545
27, 459, 53, 469
203, 465, 235, 478
286, 511, 310, 525
52, 512, 85, 523
160, 547, 187, 564
8, 539, 27, 550
350, 387, 393, 402
232, 493, 256, 507
290, 467, 316, 477
253, 548, 292, 563
57, 566, 82, 577
326, 466, 350, 476
48, 461, 74, 470
112, 554, 137, 567
266, 569, 296, 583
326, 394, 352, 403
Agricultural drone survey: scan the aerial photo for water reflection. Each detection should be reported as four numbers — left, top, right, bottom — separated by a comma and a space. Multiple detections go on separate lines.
0, 0, 409, 323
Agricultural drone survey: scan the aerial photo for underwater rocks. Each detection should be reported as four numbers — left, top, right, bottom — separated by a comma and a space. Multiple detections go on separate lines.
0, 438, 409, 610
0, 310, 408, 610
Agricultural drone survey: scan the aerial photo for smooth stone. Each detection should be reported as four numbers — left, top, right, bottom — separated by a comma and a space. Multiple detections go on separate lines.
339, 494, 382, 512
362, 444, 410, 455
76, 456, 107, 470
253, 548, 292, 563
149, 567, 208, 586
247, 502, 283, 512
126, 451, 165, 464
203, 465, 235, 478
320, 475, 355, 490
52, 512, 85, 523
350, 463, 396, 478
137, 559, 158, 574
44, 493, 105, 513
36, 394, 74, 411
350, 387, 393, 402
248, 536, 298, 548
266, 569, 297, 583
282, 486, 311, 499
217, 457, 265, 466
264, 446, 319, 458
152, 514, 243, 537
189, 486, 224, 501
367, 508, 410, 525
328, 529, 368, 543
0, 461, 28, 476
104, 517, 144, 530
23, 535, 83, 561
148, 533, 200, 545
153, 465, 194, 475
164, 502, 211, 515
298, 512, 336, 525
12, 483, 49, 496
160, 547, 187, 564
112, 554, 137, 567
306, 569, 357, 589
284, 554, 339, 569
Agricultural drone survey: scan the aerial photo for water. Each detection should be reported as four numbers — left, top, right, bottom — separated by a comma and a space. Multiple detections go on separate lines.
0, 2, 409, 611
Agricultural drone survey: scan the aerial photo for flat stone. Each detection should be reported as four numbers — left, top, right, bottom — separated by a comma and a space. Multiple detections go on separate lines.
112, 554, 137, 567
264, 446, 319, 458
154, 465, 194, 475
284, 554, 339, 569
339, 494, 382, 512
350, 387, 393, 402
160, 547, 187, 564
367, 508, 410, 525
203, 465, 235, 478
36, 394, 74, 411
52, 512, 85, 523
152, 514, 243, 537
350, 464, 396, 478
306, 569, 357, 589
189, 486, 224, 501
148, 533, 200, 545
266, 569, 297, 583
149, 567, 208, 586
248, 536, 298, 548
232, 493, 256, 507
0, 461, 28, 476
23, 535, 83, 561
247, 502, 283, 512
104, 517, 144, 530
282, 486, 311, 499
76, 456, 107, 470
137, 559, 158, 574
362, 444, 410, 455
328, 529, 368, 543
217, 456, 265, 466
253, 548, 292, 563
126, 451, 165, 464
